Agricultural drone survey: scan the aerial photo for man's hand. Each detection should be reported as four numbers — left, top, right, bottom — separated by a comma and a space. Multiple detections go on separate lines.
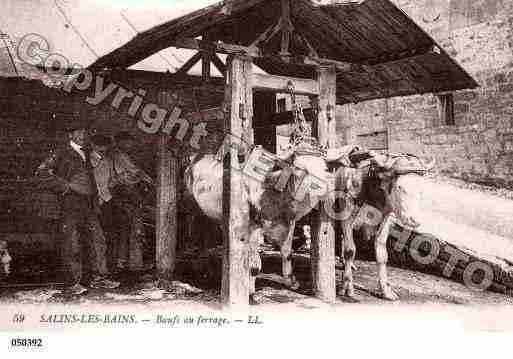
36, 175, 70, 194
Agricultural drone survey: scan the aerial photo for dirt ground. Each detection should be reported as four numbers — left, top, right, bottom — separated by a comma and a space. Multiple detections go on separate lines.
2, 174, 513, 309
1, 256, 512, 309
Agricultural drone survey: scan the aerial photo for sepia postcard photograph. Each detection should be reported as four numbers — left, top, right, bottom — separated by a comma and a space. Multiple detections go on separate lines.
1, 0, 513, 356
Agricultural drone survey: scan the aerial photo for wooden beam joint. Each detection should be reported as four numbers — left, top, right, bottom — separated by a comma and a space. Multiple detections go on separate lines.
253, 73, 319, 95
171, 37, 362, 73
176, 51, 202, 76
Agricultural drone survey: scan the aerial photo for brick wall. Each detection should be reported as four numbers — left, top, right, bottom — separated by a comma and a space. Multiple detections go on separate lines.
337, 0, 513, 187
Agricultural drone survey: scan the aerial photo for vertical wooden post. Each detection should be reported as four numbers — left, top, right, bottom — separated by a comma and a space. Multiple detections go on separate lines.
202, 33, 212, 82
155, 134, 178, 285
221, 55, 253, 307
280, 0, 292, 59
202, 52, 211, 82
311, 65, 337, 303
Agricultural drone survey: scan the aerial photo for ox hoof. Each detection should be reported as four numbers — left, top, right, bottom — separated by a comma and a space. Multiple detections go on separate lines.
377, 284, 399, 301
338, 281, 358, 302
337, 290, 359, 303
285, 276, 300, 290
340, 295, 360, 303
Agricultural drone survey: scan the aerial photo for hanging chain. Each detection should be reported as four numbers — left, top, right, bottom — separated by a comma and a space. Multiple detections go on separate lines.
286, 81, 325, 156
287, 80, 310, 147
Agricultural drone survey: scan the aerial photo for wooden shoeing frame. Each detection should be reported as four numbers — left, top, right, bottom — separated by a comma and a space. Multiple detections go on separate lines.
153, 0, 338, 307
154, 60, 337, 307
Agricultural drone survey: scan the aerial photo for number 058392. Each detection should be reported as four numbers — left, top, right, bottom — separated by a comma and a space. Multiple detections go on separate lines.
11, 338, 43, 347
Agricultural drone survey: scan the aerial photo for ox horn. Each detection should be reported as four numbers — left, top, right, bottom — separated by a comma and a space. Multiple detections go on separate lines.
370, 152, 387, 168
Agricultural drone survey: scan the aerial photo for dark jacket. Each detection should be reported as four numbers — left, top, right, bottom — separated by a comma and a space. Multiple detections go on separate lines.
35, 143, 95, 215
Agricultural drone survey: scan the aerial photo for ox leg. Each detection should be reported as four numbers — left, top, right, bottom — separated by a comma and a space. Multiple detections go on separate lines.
248, 225, 263, 297
375, 214, 398, 301
281, 220, 299, 290
339, 220, 356, 299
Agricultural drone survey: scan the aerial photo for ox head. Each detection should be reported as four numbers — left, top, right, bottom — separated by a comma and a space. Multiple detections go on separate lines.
370, 153, 435, 229
0, 240, 12, 278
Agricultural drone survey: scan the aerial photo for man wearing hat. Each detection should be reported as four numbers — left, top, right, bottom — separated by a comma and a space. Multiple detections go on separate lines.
35, 121, 120, 295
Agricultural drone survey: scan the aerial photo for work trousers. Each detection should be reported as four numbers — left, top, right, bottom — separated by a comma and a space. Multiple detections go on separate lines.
60, 194, 108, 285
102, 198, 144, 271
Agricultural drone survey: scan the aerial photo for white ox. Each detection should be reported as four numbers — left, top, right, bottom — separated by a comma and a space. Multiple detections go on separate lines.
184, 146, 331, 295
333, 152, 434, 301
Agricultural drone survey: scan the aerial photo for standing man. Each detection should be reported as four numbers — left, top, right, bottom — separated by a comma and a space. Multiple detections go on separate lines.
35, 122, 120, 295
91, 132, 153, 272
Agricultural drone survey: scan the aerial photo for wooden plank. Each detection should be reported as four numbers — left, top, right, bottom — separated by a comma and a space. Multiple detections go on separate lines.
221, 55, 253, 307
89, 0, 268, 70
253, 73, 319, 95
155, 134, 178, 284
294, 0, 373, 58
310, 65, 337, 303
364, 45, 438, 66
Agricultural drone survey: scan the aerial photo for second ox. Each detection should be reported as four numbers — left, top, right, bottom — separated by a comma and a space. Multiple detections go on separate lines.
331, 148, 435, 301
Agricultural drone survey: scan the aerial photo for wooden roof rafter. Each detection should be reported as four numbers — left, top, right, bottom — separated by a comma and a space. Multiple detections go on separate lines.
88, 0, 478, 104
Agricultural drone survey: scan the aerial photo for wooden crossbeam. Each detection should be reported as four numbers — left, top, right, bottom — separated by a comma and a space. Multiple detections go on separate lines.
170, 37, 362, 73
211, 53, 226, 75
252, 73, 319, 95
175, 51, 203, 75
296, 31, 320, 59
249, 22, 281, 50
173, 37, 262, 57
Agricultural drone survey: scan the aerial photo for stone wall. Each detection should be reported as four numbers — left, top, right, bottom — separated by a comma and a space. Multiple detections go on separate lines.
338, 0, 513, 187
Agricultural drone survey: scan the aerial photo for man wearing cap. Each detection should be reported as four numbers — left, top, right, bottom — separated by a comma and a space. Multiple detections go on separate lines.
35, 123, 120, 295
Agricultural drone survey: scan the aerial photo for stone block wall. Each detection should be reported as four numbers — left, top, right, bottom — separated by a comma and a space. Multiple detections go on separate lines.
337, 0, 513, 187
